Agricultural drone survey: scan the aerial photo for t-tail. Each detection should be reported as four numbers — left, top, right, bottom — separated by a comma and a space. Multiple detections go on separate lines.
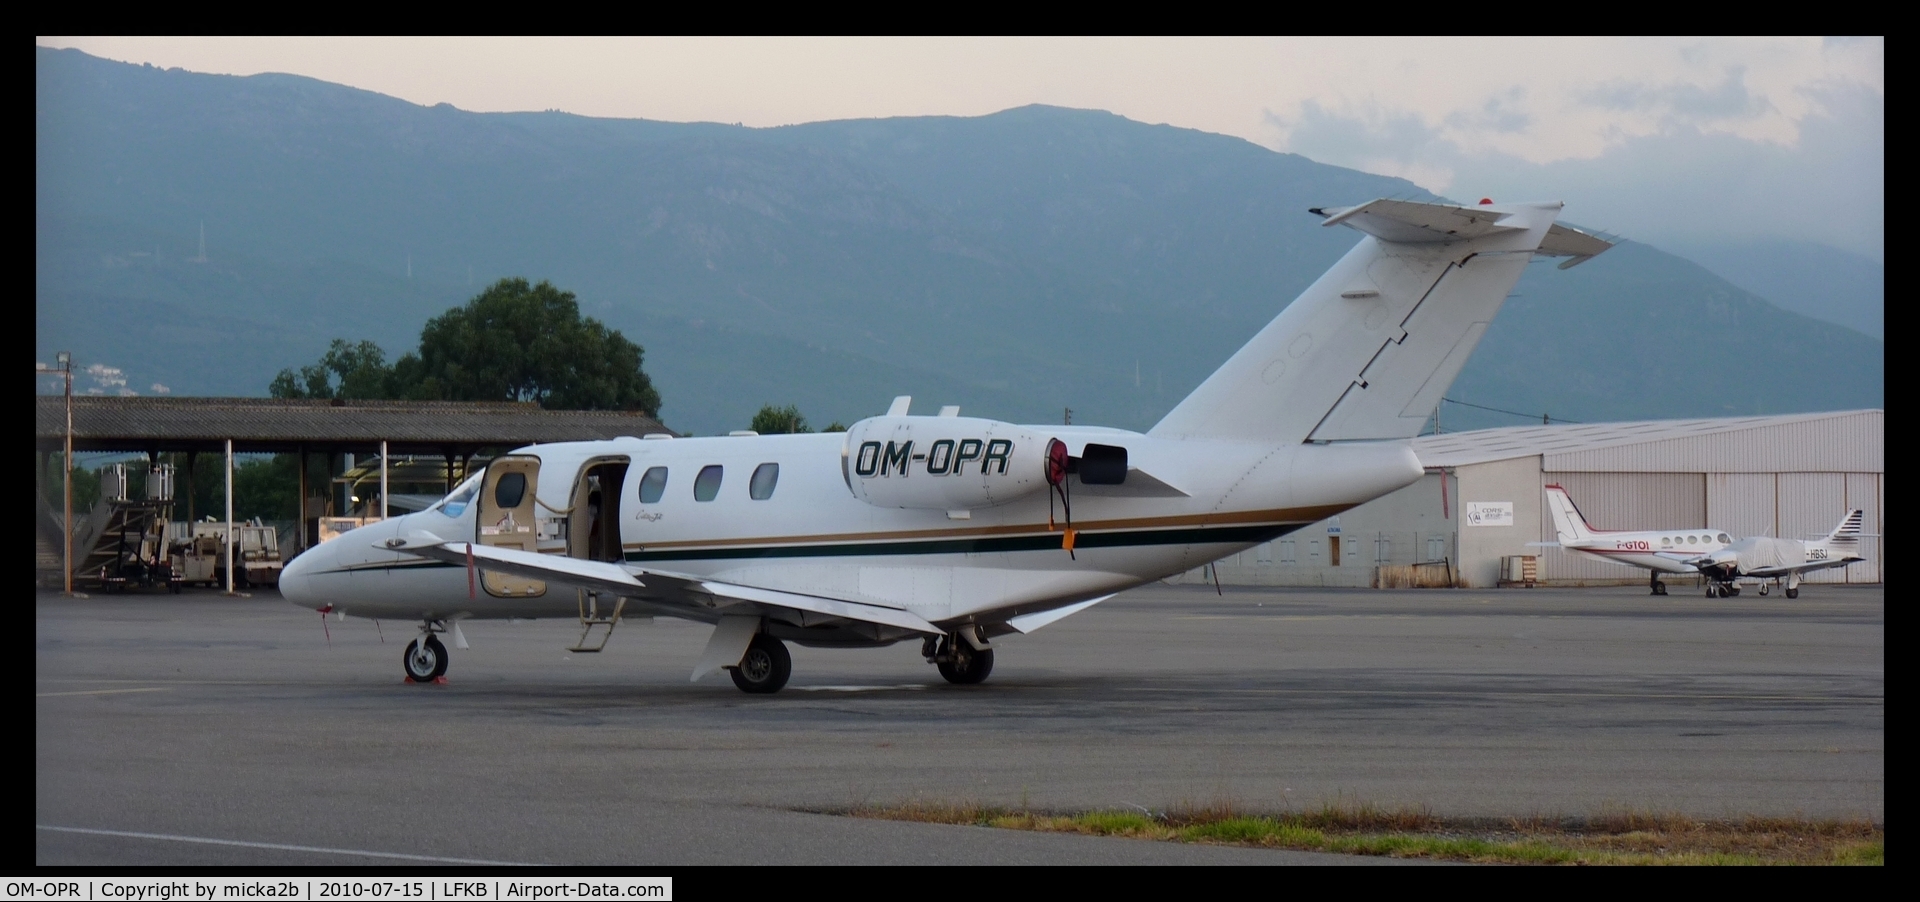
1543, 483, 1599, 544
1150, 199, 1613, 444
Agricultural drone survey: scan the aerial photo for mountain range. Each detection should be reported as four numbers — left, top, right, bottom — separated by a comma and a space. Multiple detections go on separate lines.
35, 46, 1883, 437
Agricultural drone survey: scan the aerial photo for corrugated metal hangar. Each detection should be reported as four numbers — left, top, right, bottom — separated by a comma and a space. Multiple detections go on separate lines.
1197, 409, 1882, 589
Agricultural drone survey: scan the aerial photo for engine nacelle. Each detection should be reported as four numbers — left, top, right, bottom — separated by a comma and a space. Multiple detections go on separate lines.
842, 416, 1053, 511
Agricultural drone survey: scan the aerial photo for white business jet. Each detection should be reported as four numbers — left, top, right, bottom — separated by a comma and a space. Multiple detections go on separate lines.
1692, 510, 1866, 599
1540, 484, 1736, 596
280, 198, 1613, 692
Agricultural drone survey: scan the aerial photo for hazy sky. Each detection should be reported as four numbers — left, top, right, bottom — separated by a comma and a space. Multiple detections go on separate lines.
41, 37, 1884, 261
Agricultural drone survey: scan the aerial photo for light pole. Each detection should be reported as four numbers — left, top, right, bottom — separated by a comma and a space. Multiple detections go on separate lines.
56, 351, 73, 595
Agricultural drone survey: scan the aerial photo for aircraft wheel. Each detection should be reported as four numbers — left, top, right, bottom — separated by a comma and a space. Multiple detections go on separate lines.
1728, 586, 1740, 596
1785, 588, 1799, 599
1715, 585, 1730, 598
404, 636, 449, 682
1653, 582, 1667, 596
730, 634, 791, 694
1759, 584, 1770, 596
937, 642, 995, 685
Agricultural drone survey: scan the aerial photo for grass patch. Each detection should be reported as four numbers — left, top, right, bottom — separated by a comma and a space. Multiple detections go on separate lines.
843, 800, 1881, 865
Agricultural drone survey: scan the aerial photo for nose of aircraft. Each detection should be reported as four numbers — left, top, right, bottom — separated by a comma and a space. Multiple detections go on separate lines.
279, 537, 330, 611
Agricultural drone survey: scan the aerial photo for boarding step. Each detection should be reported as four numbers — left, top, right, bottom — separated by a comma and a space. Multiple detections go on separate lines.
569, 592, 628, 653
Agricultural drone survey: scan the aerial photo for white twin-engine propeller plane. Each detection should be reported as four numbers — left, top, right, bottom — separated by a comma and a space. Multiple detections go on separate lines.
1541, 484, 1865, 598
1541, 484, 1739, 596
281, 198, 1613, 692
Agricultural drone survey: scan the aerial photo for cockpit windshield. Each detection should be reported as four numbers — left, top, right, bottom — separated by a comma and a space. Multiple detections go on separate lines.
431, 470, 486, 517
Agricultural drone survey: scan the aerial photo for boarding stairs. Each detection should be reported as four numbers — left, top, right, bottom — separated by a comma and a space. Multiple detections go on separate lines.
570, 590, 628, 653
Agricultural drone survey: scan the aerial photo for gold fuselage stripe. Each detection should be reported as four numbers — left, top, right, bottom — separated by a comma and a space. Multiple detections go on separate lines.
620, 504, 1351, 551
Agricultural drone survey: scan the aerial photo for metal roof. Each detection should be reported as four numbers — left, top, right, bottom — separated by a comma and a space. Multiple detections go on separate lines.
35, 395, 674, 455
1412, 409, 1883, 473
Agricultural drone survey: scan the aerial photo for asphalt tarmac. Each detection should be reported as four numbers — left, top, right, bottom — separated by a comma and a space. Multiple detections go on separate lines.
36, 583, 1882, 866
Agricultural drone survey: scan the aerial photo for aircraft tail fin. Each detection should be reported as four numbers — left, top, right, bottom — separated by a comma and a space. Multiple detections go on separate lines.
1150, 199, 1612, 444
1543, 484, 1598, 544
1825, 509, 1865, 545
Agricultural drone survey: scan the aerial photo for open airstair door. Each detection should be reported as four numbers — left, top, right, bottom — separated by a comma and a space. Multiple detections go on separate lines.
476, 455, 545, 598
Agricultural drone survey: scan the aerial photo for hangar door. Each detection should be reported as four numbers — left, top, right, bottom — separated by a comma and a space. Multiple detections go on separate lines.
1707, 472, 1881, 584
1538, 471, 1705, 583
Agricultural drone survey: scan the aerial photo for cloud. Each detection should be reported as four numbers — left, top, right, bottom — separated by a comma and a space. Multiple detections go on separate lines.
83, 363, 141, 396
1271, 78, 1883, 260
1578, 66, 1772, 122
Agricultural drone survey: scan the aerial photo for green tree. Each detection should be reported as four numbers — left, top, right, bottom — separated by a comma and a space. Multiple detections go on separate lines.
265, 279, 660, 415
404, 278, 660, 413
751, 404, 811, 434
270, 339, 396, 400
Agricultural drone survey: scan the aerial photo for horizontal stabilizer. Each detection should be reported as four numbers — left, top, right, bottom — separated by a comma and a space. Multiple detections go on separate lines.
1314, 199, 1524, 244
1537, 223, 1615, 268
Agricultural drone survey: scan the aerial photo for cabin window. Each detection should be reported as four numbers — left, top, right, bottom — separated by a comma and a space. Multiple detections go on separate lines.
637, 467, 667, 504
750, 463, 779, 500
1717, 534, 1731, 544
494, 472, 527, 509
694, 465, 724, 502
1687, 535, 1697, 544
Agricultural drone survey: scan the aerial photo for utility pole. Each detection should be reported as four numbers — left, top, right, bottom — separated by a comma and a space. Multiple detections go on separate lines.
1064, 407, 1072, 426
59, 352, 73, 595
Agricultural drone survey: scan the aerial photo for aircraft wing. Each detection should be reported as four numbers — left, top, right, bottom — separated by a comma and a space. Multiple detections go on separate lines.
383, 534, 941, 635
1732, 558, 1859, 578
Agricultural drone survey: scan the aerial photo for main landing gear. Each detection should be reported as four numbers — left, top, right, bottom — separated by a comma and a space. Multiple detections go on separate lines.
1705, 582, 1740, 598
1649, 572, 1668, 596
729, 633, 792, 694
924, 631, 994, 685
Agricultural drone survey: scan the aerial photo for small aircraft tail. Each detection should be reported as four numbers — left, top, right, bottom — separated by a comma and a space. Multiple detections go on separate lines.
1150, 199, 1612, 444
1543, 483, 1598, 543
1825, 509, 1865, 545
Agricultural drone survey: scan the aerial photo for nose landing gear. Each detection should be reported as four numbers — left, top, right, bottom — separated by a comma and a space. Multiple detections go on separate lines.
404, 636, 448, 682
403, 621, 453, 682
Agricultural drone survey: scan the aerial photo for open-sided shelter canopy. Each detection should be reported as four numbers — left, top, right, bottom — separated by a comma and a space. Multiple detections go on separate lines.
35, 396, 676, 570
35, 396, 673, 456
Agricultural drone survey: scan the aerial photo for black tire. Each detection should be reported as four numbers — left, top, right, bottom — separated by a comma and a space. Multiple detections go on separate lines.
404, 636, 449, 681
1786, 588, 1799, 599
937, 642, 995, 685
729, 634, 791, 694
1715, 585, 1730, 598
1653, 582, 1667, 596
1728, 586, 1740, 596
